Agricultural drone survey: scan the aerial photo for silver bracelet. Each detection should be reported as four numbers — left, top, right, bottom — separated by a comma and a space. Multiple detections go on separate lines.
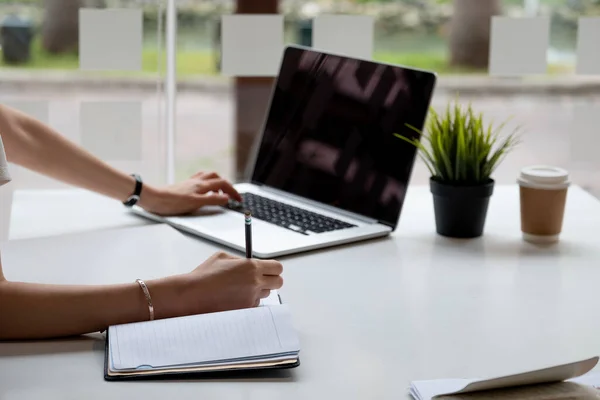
136, 279, 155, 321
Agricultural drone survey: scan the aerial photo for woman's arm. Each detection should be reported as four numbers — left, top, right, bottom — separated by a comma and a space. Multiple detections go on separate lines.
0, 104, 241, 216
0, 252, 284, 340
0, 104, 163, 210
0, 273, 179, 340
0, 251, 183, 339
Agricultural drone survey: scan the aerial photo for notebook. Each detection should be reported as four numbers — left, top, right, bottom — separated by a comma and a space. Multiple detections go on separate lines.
104, 290, 301, 380
409, 356, 600, 399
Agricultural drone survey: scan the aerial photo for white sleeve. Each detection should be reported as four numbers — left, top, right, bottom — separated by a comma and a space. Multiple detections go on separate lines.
0, 134, 11, 187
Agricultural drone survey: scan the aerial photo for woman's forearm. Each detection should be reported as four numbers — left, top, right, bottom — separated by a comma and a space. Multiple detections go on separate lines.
0, 277, 181, 340
0, 104, 161, 209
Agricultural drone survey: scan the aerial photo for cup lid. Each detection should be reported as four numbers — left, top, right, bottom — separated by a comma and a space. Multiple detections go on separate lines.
519, 165, 569, 186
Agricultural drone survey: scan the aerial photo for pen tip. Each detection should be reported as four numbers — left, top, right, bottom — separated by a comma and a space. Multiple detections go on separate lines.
244, 210, 251, 217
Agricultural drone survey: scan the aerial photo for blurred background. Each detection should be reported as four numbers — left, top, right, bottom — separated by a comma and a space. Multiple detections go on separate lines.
0, 0, 598, 198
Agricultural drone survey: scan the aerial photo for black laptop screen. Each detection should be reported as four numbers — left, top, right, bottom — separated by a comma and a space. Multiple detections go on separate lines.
250, 46, 436, 229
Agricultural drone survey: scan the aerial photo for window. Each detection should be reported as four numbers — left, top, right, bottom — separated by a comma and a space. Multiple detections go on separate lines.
0, 0, 598, 199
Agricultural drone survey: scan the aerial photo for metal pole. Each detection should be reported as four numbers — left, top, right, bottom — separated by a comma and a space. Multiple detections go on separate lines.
165, 0, 177, 184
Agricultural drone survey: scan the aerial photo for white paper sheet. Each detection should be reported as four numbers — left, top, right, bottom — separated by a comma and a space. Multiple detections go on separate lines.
410, 357, 600, 399
108, 304, 300, 371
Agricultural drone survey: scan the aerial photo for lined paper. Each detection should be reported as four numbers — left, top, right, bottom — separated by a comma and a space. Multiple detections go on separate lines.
109, 305, 299, 371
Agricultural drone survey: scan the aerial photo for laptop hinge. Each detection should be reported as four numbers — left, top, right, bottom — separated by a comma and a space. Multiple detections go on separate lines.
259, 186, 378, 224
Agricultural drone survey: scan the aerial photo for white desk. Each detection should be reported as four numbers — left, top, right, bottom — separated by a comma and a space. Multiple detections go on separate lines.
2, 185, 600, 399
8, 189, 153, 240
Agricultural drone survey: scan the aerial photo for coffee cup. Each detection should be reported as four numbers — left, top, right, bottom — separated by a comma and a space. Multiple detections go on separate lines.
517, 165, 570, 244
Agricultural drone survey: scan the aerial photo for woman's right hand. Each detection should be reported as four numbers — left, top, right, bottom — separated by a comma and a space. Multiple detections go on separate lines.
153, 251, 284, 319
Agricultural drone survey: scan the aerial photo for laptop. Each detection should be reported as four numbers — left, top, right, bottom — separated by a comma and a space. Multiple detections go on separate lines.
131, 45, 437, 258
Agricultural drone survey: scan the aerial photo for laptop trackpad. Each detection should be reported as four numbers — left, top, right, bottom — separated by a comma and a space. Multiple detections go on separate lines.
169, 207, 304, 248
170, 207, 239, 231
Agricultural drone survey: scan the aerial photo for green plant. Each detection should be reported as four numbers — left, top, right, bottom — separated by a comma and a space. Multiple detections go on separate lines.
394, 100, 521, 185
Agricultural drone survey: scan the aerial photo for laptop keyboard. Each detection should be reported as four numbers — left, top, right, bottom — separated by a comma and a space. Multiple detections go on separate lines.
226, 193, 357, 235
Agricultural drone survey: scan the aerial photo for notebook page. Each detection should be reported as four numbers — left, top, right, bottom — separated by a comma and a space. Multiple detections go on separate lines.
451, 356, 599, 395
411, 357, 600, 399
109, 305, 299, 371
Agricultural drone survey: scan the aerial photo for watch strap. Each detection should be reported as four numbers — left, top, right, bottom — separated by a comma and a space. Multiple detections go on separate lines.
123, 174, 143, 207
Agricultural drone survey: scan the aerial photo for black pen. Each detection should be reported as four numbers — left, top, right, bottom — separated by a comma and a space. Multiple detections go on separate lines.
245, 210, 253, 258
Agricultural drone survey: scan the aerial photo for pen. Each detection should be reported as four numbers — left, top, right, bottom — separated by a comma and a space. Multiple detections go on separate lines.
245, 210, 253, 258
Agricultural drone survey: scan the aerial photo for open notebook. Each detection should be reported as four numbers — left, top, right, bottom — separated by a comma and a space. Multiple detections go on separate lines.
104, 290, 300, 380
409, 356, 600, 399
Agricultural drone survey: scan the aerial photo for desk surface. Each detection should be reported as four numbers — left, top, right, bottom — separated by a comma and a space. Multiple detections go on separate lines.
9, 189, 152, 240
2, 185, 600, 399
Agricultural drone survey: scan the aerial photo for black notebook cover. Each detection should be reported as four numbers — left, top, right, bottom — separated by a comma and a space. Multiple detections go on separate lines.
103, 331, 300, 381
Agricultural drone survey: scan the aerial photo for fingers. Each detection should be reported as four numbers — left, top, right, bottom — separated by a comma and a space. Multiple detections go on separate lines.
213, 253, 283, 276
251, 290, 271, 308
257, 260, 284, 276
193, 171, 219, 180
212, 251, 237, 260
193, 193, 230, 207
198, 178, 242, 202
200, 178, 239, 198
260, 275, 284, 290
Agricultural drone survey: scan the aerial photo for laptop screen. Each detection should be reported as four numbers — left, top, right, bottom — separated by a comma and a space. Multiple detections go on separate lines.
250, 46, 436, 229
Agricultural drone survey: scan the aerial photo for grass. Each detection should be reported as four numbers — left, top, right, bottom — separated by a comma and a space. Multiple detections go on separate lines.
0, 37, 218, 76
374, 51, 575, 75
375, 51, 482, 74
0, 38, 575, 77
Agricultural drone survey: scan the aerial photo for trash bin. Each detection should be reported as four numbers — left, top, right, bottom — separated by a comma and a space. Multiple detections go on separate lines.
0, 15, 33, 65
297, 19, 312, 47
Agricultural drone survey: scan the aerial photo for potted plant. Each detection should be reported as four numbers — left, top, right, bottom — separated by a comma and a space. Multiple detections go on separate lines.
395, 100, 520, 238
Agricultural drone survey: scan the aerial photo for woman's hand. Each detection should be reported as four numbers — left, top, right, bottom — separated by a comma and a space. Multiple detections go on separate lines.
139, 172, 243, 216
151, 252, 284, 319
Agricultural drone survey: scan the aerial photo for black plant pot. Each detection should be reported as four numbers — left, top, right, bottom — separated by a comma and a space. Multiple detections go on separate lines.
430, 178, 495, 238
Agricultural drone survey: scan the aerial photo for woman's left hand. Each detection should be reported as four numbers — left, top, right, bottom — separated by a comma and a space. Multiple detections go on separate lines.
139, 171, 243, 216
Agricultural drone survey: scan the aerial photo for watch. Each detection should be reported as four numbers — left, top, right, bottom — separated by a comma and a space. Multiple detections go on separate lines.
123, 174, 143, 207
